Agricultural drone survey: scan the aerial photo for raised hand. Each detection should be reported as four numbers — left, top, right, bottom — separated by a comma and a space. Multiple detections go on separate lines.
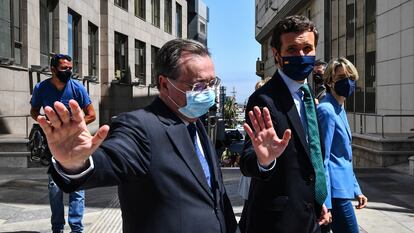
243, 106, 291, 167
37, 100, 109, 173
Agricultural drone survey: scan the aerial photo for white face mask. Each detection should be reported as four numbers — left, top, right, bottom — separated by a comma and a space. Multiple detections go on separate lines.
167, 79, 216, 118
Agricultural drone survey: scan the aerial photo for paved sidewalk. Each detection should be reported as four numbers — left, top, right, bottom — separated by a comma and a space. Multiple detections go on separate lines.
0, 166, 413, 232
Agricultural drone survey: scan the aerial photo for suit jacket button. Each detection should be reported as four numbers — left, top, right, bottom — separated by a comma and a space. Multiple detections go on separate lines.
304, 202, 313, 210
306, 175, 314, 184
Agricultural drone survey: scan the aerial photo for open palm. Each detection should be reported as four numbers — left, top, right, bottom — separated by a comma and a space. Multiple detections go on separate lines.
37, 100, 109, 172
244, 106, 291, 167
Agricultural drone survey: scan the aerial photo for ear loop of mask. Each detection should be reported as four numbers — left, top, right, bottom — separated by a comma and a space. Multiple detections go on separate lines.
167, 78, 186, 94
166, 78, 186, 109
273, 50, 282, 68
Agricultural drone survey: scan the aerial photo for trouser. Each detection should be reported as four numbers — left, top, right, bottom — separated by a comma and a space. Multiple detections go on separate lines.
330, 198, 359, 233
48, 175, 85, 233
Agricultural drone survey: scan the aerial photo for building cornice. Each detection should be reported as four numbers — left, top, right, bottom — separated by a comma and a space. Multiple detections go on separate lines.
256, 0, 308, 43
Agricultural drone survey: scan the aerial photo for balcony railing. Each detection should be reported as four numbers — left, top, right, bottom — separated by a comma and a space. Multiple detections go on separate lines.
351, 113, 414, 138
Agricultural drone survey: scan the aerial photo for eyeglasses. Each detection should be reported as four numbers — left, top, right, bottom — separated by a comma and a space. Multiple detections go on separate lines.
170, 76, 221, 92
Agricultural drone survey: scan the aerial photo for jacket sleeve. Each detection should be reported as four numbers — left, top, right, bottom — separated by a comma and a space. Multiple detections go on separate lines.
317, 104, 335, 209
240, 95, 275, 180
353, 172, 363, 197
51, 112, 152, 193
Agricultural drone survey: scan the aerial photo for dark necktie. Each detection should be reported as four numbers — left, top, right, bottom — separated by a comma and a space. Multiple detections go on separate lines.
187, 123, 211, 188
300, 84, 327, 205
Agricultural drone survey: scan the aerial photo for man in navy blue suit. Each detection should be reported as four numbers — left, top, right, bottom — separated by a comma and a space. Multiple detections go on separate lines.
36, 39, 237, 233
239, 15, 330, 233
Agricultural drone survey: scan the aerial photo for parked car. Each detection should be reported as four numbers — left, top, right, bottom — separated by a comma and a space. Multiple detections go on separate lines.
224, 129, 244, 142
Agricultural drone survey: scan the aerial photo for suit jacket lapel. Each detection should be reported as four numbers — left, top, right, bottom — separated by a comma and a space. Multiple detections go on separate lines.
340, 112, 352, 141
150, 98, 213, 199
165, 125, 213, 198
328, 94, 352, 141
272, 72, 310, 157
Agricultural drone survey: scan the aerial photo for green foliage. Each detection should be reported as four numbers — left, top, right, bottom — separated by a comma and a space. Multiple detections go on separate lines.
224, 97, 237, 128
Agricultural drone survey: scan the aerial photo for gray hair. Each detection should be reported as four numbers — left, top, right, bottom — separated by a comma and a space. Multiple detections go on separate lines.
155, 39, 210, 89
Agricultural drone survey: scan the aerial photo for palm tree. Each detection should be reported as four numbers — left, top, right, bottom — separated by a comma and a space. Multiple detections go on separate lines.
223, 97, 237, 128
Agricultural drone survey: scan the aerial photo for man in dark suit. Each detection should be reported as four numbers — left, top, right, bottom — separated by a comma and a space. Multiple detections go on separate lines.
36, 39, 237, 233
239, 15, 330, 233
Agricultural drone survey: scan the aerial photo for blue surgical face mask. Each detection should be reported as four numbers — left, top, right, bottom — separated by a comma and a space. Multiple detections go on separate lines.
167, 79, 216, 119
280, 56, 316, 81
334, 78, 355, 97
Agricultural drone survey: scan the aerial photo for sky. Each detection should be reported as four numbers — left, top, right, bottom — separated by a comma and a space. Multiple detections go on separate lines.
204, 0, 261, 104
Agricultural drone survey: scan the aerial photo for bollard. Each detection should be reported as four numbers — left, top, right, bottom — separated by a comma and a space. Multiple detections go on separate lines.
409, 156, 414, 176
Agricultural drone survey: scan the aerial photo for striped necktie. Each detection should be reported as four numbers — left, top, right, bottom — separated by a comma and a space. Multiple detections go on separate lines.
187, 123, 211, 188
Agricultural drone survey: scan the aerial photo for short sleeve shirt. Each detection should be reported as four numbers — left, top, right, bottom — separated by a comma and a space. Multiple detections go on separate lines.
30, 78, 91, 111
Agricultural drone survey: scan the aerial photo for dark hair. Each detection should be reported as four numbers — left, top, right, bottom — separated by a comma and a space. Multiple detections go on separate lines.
270, 15, 319, 53
155, 39, 210, 89
50, 54, 72, 68
315, 59, 327, 67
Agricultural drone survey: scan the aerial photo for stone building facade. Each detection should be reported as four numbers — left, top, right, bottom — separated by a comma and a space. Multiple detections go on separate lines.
254, 0, 414, 167
0, 0, 191, 135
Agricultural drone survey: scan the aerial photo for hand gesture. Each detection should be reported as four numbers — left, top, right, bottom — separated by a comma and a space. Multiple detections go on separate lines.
356, 194, 368, 209
37, 100, 109, 173
243, 106, 291, 167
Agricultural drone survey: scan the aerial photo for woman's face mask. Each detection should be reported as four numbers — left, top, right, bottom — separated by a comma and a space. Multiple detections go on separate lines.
333, 77, 355, 98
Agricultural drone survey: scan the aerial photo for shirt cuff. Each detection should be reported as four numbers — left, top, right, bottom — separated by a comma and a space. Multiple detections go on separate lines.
257, 159, 277, 172
52, 156, 94, 180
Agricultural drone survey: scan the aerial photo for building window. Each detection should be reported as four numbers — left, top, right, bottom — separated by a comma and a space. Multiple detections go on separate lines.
151, 0, 160, 27
200, 22, 206, 34
0, 0, 22, 65
68, 9, 81, 75
175, 3, 182, 38
330, 0, 376, 113
88, 22, 98, 77
115, 0, 128, 10
151, 45, 159, 85
40, 0, 57, 67
114, 32, 128, 82
346, 3, 355, 38
135, 0, 145, 19
164, 0, 172, 33
135, 40, 146, 85
365, 0, 376, 113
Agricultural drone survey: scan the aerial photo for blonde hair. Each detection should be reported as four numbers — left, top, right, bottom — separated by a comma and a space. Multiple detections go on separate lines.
255, 76, 272, 90
323, 57, 359, 92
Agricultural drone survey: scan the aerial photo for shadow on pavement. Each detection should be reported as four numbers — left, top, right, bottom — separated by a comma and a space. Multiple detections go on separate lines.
0, 176, 117, 208
355, 168, 414, 213
365, 206, 414, 214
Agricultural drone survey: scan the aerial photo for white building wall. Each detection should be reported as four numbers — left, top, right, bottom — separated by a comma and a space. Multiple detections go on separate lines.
376, 0, 414, 132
